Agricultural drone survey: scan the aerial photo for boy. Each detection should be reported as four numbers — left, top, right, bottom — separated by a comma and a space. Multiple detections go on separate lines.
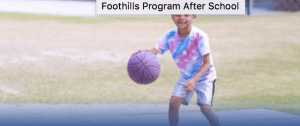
149, 15, 220, 126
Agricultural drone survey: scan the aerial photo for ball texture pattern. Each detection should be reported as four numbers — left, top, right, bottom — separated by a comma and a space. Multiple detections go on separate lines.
127, 51, 161, 84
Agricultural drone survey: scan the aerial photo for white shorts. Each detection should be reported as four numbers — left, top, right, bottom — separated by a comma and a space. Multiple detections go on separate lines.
172, 77, 216, 106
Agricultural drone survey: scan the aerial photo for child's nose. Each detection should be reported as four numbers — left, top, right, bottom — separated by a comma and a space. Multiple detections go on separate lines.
179, 15, 184, 19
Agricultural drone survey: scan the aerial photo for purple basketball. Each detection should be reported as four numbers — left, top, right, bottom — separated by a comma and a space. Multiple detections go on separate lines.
127, 51, 161, 85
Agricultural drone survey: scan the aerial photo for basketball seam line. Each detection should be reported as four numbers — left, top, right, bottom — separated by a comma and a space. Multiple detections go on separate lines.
141, 53, 156, 82
133, 54, 155, 83
128, 61, 140, 65
141, 68, 146, 83
146, 65, 160, 69
144, 57, 155, 64
142, 56, 160, 81
141, 51, 147, 61
129, 49, 149, 78
134, 54, 154, 83
129, 62, 144, 78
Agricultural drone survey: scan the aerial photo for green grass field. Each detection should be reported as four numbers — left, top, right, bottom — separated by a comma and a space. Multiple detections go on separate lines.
0, 12, 299, 115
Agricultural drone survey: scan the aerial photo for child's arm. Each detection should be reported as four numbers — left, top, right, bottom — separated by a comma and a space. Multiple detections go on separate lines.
185, 54, 211, 92
149, 47, 159, 55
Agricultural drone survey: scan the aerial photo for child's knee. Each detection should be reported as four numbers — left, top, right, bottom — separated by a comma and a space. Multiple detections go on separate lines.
169, 96, 183, 104
169, 96, 183, 109
200, 104, 212, 114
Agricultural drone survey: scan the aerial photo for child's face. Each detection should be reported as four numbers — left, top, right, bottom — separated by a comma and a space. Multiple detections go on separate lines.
172, 15, 196, 30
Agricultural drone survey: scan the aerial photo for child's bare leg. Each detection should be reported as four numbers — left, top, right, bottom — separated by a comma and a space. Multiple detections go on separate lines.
169, 96, 183, 126
199, 104, 220, 126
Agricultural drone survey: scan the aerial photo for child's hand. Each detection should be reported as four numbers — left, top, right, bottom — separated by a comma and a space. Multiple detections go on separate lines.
184, 78, 196, 92
133, 50, 150, 55
133, 50, 142, 55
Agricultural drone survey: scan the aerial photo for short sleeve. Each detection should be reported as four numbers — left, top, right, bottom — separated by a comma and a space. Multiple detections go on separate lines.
198, 32, 211, 56
154, 31, 171, 55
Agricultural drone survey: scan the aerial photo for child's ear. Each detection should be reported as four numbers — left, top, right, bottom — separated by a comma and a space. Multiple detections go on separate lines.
193, 15, 197, 19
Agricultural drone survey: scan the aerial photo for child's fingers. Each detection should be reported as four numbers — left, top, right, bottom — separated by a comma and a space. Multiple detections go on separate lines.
183, 85, 189, 89
185, 86, 193, 92
184, 84, 192, 92
133, 50, 142, 55
184, 81, 195, 92
183, 83, 190, 91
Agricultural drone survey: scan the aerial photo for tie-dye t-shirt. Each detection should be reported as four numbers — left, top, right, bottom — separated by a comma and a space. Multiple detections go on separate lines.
155, 26, 216, 82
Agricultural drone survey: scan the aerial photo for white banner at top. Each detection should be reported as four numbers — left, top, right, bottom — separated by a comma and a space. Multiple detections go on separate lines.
96, 0, 245, 16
